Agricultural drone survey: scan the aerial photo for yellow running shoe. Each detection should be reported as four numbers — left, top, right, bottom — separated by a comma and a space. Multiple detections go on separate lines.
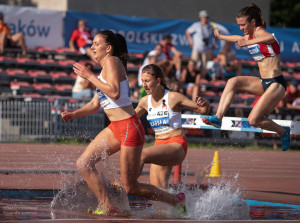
92, 207, 106, 215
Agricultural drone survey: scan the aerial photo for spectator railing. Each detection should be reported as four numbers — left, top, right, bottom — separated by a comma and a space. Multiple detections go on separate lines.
0, 100, 105, 143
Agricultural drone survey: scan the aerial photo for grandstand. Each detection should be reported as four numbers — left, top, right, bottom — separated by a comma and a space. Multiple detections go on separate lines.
0, 4, 299, 147
1, 47, 299, 105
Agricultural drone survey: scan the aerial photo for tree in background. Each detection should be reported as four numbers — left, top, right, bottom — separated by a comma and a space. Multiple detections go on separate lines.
270, 0, 300, 27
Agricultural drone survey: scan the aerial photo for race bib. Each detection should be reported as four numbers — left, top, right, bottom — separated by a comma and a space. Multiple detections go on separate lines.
96, 89, 110, 107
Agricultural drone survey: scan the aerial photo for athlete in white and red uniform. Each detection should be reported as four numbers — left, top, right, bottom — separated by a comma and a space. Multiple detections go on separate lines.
202, 3, 290, 151
247, 27, 280, 61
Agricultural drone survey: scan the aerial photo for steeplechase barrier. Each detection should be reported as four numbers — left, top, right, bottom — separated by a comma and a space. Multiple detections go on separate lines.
182, 114, 300, 135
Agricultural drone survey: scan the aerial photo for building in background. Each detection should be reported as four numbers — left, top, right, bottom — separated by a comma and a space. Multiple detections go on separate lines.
0, 0, 271, 25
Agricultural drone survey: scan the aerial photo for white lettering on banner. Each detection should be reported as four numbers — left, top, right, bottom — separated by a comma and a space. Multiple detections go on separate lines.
177, 34, 189, 45
8, 20, 51, 37
143, 32, 149, 44
98, 28, 189, 47
126, 31, 135, 43
292, 42, 300, 53
136, 32, 142, 43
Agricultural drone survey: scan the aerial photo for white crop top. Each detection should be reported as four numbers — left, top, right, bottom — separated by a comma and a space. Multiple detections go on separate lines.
96, 70, 132, 110
146, 90, 182, 135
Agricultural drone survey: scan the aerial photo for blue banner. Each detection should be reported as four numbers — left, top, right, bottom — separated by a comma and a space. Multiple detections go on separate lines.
65, 10, 300, 62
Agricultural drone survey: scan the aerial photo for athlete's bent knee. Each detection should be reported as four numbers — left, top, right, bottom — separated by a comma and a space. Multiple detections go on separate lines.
248, 115, 260, 127
76, 156, 93, 172
123, 182, 139, 195
227, 77, 240, 89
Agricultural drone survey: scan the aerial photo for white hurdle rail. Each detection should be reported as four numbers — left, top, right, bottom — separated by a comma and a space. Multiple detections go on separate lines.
181, 114, 300, 135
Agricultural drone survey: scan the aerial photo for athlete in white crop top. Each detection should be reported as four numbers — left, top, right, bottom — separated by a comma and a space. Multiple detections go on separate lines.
202, 3, 290, 151
96, 69, 131, 109
135, 64, 210, 189
62, 31, 189, 215
147, 90, 182, 135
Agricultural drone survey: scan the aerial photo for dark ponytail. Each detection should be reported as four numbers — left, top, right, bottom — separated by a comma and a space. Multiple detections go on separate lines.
115, 34, 128, 70
97, 30, 129, 71
237, 3, 266, 28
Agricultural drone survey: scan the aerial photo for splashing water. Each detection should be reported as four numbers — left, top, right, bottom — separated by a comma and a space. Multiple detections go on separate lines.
51, 139, 130, 215
185, 182, 250, 220
50, 140, 249, 220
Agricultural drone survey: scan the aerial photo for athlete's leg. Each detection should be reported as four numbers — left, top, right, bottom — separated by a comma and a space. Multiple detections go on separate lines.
120, 145, 180, 206
216, 76, 264, 120
76, 127, 120, 206
138, 143, 185, 188
248, 83, 286, 135
150, 164, 173, 189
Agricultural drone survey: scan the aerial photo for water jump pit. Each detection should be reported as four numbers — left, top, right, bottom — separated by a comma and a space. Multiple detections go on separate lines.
1, 144, 300, 222
1, 181, 300, 222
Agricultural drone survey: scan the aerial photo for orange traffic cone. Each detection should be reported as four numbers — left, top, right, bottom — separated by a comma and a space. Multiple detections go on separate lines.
208, 151, 222, 177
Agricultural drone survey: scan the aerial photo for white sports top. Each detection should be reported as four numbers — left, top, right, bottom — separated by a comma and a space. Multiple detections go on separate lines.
146, 90, 182, 135
96, 69, 131, 110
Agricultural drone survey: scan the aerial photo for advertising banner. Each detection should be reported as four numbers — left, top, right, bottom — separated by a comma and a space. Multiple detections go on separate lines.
0, 5, 64, 48
65, 10, 300, 62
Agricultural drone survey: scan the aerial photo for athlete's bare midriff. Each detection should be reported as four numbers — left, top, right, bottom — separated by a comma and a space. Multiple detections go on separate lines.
155, 128, 185, 140
105, 105, 136, 121
257, 54, 281, 78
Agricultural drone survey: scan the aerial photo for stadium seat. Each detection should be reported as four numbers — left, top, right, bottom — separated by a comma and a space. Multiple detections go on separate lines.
201, 90, 218, 97
44, 94, 62, 101
53, 84, 73, 96
57, 59, 76, 66
292, 73, 300, 80
28, 70, 48, 77
22, 92, 42, 98
49, 71, 68, 79
55, 48, 77, 53
32, 83, 52, 90
69, 72, 77, 79
6, 68, 27, 76
36, 46, 53, 53
199, 79, 209, 84
211, 80, 226, 88
10, 81, 32, 89
0, 56, 16, 62
10, 81, 35, 95
284, 62, 296, 68
36, 58, 57, 65
32, 83, 53, 95
54, 84, 73, 91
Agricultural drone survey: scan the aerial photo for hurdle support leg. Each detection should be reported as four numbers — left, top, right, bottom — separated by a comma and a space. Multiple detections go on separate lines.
173, 164, 181, 184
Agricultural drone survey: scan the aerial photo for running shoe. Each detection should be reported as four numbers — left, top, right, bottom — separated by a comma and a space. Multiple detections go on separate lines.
175, 192, 187, 216
281, 126, 290, 151
91, 207, 105, 215
88, 204, 120, 216
202, 115, 222, 128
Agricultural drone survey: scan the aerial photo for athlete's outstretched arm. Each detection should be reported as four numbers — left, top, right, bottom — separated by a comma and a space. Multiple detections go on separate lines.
61, 93, 100, 122
236, 28, 275, 47
214, 29, 245, 43
169, 92, 210, 115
